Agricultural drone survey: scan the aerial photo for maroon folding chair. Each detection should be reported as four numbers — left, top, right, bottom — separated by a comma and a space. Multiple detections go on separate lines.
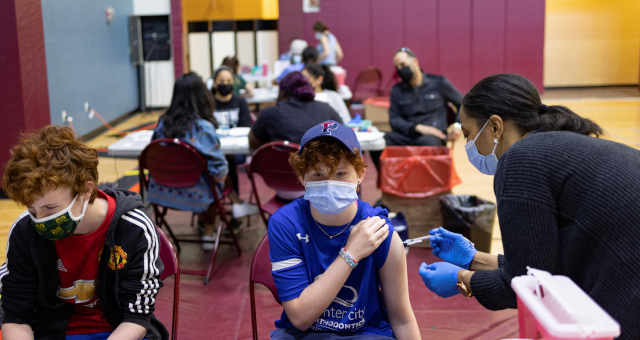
383, 67, 401, 96
249, 235, 281, 340
247, 141, 303, 227
351, 67, 384, 103
157, 227, 180, 340
139, 138, 241, 284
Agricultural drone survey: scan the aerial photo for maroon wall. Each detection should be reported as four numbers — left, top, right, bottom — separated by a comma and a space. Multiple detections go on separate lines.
0, 0, 51, 176
171, 0, 184, 79
278, 0, 545, 93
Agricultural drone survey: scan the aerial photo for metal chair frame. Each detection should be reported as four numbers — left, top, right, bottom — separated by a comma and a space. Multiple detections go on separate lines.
139, 138, 241, 284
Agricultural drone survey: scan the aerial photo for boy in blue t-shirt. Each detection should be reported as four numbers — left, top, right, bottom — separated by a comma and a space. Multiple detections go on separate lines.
268, 121, 421, 339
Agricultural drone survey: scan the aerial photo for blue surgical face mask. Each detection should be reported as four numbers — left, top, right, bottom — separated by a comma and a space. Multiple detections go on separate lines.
292, 54, 302, 64
304, 180, 358, 215
315, 33, 323, 40
465, 119, 500, 175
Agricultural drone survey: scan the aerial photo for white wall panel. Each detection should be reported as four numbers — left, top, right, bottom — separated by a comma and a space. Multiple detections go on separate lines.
188, 33, 211, 80
212, 32, 236, 70
133, 0, 170, 15
143, 61, 174, 107
236, 31, 255, 67
257, 30, 279, 69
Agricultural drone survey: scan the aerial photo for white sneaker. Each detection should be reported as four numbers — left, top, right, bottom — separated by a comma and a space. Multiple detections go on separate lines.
232, 202, 259, 218
201, 235, 215, 251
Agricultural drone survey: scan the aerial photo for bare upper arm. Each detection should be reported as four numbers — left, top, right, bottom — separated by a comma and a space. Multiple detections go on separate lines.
379, 232, 413, 317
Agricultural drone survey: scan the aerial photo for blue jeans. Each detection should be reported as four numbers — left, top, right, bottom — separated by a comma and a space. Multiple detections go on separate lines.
66, 333, 147, 340
270, 328, 394, 340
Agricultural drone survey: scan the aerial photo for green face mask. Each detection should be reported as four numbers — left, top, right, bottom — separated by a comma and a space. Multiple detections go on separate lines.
29, 194, 88, 240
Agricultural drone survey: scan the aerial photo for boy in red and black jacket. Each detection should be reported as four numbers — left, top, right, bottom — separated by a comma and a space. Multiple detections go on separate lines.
1, 126, 167, 340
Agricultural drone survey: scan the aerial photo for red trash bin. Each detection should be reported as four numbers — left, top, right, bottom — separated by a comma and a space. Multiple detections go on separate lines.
379, 146, 461, 198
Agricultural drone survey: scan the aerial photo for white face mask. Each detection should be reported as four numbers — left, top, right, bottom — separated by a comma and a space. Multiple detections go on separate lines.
304, 180, 358, 215
315, 33, 323, 40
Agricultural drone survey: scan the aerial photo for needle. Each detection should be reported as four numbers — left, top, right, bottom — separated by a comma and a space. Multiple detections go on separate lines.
403, 234, 438, 247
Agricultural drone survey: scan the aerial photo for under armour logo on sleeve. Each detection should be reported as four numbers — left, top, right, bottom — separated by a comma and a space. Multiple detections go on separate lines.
297, 233, 310, 243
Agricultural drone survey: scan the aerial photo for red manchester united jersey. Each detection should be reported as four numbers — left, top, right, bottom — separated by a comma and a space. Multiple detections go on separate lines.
55, 190, 115, 334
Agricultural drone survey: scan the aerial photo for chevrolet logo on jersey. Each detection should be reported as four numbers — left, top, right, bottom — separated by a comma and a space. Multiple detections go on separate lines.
58, 279, 96, 304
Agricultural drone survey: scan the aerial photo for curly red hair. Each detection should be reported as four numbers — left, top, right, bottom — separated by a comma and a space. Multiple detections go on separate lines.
289, 137, 366, 178
2, 125, 98, 206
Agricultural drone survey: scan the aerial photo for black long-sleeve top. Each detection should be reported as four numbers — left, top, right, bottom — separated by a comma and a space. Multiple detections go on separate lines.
214, 94, 252, 128
471, 131, 640, 340
388, 73, 462, 137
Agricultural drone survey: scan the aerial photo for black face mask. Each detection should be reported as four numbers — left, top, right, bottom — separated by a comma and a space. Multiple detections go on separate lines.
396, 66, 414, 84
216, 84, 233, 96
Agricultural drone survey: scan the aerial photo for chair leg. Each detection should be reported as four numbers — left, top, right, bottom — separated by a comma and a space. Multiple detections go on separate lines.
204, 221, 223, 285
154, 205, 181, 253
172, 269, 180, 340
250, 283, 258, 340
216, 203, 242, 256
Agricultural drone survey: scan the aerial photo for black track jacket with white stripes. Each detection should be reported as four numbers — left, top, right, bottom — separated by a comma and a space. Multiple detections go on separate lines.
0, 187, 168, 340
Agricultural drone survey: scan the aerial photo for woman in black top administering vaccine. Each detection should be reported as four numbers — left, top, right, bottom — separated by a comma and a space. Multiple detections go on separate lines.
419, 73, 640, 340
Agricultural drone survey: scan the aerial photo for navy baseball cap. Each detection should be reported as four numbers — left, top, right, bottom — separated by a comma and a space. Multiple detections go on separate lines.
299, 120, 361, 154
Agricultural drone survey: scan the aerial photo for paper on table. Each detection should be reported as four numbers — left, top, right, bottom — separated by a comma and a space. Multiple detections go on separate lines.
216, 127, 251, 137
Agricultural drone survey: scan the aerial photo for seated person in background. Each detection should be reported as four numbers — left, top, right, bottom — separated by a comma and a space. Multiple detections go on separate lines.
268, 121, 421, 340
280, 37, 307, 61
151, 72, 230, 247
277, 46, 319, 83
1, 125, 167, 340
221, 56, 254, 97
210, 65, 256, 218
386, 47, 462, 147
211, 66, 252, 129
250, 71, 342, 151
302, 63, 352, 124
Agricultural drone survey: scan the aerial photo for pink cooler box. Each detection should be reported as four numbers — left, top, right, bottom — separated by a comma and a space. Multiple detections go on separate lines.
510, 268, 620, 340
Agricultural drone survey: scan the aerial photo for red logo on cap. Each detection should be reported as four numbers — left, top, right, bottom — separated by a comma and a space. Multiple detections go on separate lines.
321, 121, 339, 134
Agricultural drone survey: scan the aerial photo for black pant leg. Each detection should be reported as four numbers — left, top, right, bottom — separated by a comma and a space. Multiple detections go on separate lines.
414, 134, 446, 146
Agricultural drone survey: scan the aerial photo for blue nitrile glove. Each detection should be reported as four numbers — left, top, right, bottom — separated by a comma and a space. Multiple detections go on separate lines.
348, 114, 362, 124
429, 227, 477, 269
418, 261, 462, 298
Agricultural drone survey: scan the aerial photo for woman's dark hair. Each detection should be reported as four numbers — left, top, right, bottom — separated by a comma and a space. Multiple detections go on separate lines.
214, 65, 233, 81
302, 46, 319, 64
277, 71, 315, 102
304, 63, 324, 80
221, 56, 239, 74
304, 64, 338, 91
320, 65, 337, 91
160, 72, 216, 138
462, 74, 602, 137
313, 21, 328, 32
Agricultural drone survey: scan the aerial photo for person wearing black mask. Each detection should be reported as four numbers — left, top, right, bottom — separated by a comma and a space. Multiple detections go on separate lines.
210, 66, 253, 218
211, 66, 251, 129
385, 47, 462, 148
